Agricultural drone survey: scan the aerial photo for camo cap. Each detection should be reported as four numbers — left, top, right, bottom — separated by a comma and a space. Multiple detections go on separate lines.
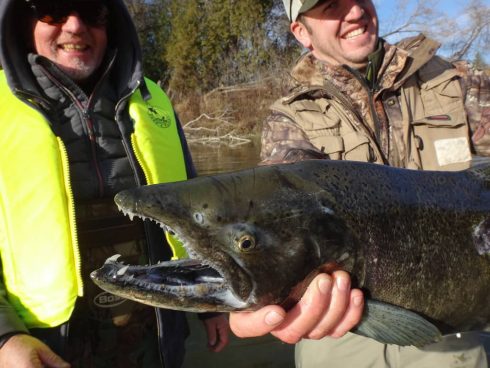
282, 0, 321, 21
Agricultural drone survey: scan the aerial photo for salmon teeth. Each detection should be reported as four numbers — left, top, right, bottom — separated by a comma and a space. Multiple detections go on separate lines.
117, 265, 129, 276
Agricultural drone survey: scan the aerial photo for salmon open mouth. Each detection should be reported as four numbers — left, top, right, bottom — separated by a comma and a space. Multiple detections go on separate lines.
91, 252, 251, 312
90, 202, 251, 312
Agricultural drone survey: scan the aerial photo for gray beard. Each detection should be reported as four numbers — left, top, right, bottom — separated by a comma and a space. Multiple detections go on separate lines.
59, 57, 94, 82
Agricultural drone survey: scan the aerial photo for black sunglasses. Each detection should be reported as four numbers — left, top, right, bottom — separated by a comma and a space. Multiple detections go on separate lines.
28, 0, 109, 27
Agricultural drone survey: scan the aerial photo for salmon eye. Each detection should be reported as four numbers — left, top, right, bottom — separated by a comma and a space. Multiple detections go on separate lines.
194, 212, 204, 224
237, 235, 256, 252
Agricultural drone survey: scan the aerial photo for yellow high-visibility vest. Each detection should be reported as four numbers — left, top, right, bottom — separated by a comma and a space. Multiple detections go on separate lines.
0, 72, 187, 328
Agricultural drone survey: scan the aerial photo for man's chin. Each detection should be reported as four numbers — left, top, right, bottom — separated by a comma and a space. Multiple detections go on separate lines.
59, 64, 94, 83
342, 44, 377, 67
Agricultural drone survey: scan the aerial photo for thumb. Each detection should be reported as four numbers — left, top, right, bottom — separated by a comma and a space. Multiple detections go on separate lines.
37, 347, 71, 368
229, 306, 286, 338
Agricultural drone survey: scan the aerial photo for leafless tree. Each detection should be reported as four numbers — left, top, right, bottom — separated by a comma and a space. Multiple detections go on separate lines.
379, 0, 489, 63
442, 0, 490, 61
380, 0, 442, 38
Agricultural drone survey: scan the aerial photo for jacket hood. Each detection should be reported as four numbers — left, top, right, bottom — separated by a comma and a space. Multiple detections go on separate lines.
0, 0, 144, 98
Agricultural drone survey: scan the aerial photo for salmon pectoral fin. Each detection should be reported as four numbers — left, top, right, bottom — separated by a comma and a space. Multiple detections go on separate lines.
352, 300, 442, 347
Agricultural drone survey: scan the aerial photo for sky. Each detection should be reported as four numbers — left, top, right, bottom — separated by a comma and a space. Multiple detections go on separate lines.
376, 0, 466, 20
374, 0, 490, 62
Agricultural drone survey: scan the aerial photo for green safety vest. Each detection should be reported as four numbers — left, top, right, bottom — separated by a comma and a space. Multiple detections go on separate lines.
0, 71, 187, 328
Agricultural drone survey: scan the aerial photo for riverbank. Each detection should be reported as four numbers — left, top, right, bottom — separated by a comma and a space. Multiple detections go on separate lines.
176, 77, 282, 143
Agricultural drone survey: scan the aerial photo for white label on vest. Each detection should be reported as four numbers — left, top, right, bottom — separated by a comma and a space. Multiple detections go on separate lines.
434, 137, 471, 166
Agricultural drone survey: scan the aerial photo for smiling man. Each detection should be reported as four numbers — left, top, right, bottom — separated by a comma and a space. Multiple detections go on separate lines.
31, 0, 108, 82
231, 0, 490, 367
292, 0, 378, 68
0, 0, 229, 367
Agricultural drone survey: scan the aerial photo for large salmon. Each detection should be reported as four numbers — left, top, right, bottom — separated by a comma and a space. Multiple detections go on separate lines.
91, 160, 490, 346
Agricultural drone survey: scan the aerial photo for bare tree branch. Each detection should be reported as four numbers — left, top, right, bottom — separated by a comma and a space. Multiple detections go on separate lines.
447, 0, 490, 61
380, 0, 489, 63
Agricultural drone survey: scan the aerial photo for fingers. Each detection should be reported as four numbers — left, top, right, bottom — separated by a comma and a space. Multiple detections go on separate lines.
304, 271, 355, 340
302, 271, 363, 340
0, 334, 70, 368
270, 272, 341, 344
209, 318, 230, 353
38, 348, 71, 368
230, 271, 364, 345
203, 315, 231, 353
36, 340, 71, 368
229, 306, 286, 338
328, 288, 364, 338
205, 320, 218, 348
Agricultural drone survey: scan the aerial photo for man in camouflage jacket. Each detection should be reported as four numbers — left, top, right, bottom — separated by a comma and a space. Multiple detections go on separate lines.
262, 21, 489, 173
256, 0, 490, 367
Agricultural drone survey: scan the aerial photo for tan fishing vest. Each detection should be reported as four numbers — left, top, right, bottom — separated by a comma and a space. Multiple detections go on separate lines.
271, 57, 471, 171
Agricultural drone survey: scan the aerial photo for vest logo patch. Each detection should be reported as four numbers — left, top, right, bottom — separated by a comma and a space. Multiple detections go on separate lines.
434, 137, 471, 166
94, 292, 127, 308
147, 105, 171, 128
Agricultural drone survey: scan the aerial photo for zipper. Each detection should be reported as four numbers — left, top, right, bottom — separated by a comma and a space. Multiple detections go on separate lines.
84, 112, 105, 197
344, 65, 388, 160
13, 88, 84, 294
344, 65, 381, 133
116, 87, 159, 264
57, 87, 105, 198
83, 59, 116, 198
36, 63, 109, 198
126, 133, 150, 186
116, 83, 168, 366
116, 81, 148, 187
58, 138, 84, 296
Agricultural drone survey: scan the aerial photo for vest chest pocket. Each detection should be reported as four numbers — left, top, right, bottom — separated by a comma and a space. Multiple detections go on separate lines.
342, 131, 377, 163
291, 99, 343, 157
419, 70, 463, 116
292, 99, 341, 133
411, 115, 471, 170
306, 131, 377, 163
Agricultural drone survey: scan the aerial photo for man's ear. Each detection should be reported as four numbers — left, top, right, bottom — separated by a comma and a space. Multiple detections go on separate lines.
291, 20, 312, 49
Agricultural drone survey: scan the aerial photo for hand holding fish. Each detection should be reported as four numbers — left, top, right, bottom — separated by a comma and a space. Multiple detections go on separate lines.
229, 271, 364, 344
202, 314, 230, 352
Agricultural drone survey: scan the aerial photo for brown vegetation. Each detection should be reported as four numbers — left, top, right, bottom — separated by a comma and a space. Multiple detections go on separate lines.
174, 75, 284, 143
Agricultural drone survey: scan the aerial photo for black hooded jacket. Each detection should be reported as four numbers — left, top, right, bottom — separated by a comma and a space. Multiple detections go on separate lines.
0, 0, 194, 366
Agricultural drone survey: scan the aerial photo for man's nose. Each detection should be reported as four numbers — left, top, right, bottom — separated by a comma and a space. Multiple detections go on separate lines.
344, 0, 366, 21
61, 13, 88, 33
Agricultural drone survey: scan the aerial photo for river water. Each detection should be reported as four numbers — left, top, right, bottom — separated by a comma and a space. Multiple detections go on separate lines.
189, 139, 261, 176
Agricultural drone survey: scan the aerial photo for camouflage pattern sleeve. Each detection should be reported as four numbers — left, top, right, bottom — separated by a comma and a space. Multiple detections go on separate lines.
260, 112, 327, 165
455, 61, 490, 157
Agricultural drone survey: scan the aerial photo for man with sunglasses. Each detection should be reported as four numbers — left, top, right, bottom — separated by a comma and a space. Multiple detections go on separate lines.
231, 0, 490, 367
0, 0, 229, 367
